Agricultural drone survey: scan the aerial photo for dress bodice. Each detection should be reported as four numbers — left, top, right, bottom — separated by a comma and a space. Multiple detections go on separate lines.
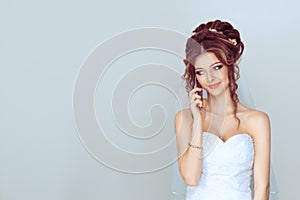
186, 131, 254, 200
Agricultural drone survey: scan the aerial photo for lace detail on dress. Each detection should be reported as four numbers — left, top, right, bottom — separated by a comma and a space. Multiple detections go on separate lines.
186, 132, 254, 200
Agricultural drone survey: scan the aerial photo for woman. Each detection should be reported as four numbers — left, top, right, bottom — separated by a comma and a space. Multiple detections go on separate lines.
174, 19, 270, 200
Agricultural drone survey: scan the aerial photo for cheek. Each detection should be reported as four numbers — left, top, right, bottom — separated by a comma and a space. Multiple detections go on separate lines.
197, 77, 206, 86
221, 74, 229, 87
221, 68, 229, 81
222, 74, 229, 82
198, 79, 211, 90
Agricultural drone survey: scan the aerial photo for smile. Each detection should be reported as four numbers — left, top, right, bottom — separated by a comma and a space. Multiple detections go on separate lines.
208, 82, 221, 89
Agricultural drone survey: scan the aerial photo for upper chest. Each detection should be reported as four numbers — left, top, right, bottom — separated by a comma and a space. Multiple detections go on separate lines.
188, 109, 254, 141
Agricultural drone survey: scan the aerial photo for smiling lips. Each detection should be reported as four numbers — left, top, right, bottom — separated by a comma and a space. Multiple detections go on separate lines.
208, 82, 221, 89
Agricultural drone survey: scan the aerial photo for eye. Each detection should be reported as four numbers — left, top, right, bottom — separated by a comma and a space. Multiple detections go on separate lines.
195, 70, 204, 76
213, 64, 223, 70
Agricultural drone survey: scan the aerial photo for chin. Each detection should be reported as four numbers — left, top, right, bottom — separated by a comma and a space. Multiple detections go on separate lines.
208, 91, 222, 97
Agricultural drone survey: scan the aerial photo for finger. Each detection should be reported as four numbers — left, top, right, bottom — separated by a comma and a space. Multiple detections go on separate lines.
195, 99, 203, 108
202, 98, 207, 107
195, 94, 201, 99
191, 94, 202, 102
189, 87, 202, 100
199, 101, 203, 108
191, 96, 199, 103
194, 77, 198, 87
190, 90, 202, 101
189, 88, 195, 96
197, 102, 204, 109
191, 98, 200, 105
190, 88, 202, 97
194, 87, 202, 92
194, 99, 202, 105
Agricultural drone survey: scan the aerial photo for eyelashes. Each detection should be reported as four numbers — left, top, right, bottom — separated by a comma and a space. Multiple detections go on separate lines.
214, 64, 223, 70
195, 71, 203, 76
195, 64, 223, 76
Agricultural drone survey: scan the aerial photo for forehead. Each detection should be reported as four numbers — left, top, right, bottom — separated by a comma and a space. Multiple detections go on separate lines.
194, 52, 220, 69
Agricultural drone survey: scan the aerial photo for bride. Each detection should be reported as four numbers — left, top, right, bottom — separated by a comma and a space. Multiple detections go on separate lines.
174, 19, 270, 200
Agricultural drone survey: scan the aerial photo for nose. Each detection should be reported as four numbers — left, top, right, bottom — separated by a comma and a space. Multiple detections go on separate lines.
206, 71, 215, 83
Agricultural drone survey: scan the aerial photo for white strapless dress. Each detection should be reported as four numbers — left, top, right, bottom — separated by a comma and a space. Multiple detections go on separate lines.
186, 131, 254, 200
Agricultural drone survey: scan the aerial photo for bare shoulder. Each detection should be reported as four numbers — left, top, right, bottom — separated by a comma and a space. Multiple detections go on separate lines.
246, 109, 270, 126
174, 109, 193, 134
244, 108, 271, 139
174, 109, 193, 124
237, 103, 270, 124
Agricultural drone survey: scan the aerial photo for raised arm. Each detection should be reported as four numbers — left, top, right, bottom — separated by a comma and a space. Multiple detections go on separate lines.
174, 109, 203, 186
249, 111, 271, 200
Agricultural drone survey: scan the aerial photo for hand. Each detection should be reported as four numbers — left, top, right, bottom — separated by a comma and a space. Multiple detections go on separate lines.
189, 83, 206, 124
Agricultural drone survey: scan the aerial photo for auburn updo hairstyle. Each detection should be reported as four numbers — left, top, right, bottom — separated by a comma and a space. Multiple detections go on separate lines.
182, 19, 244, 128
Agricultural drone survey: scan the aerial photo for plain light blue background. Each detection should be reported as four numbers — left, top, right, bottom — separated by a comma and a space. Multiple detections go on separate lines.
1, 0, 299, 199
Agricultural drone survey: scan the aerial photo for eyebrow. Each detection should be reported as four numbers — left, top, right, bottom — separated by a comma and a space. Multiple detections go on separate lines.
195, 62, 222, 70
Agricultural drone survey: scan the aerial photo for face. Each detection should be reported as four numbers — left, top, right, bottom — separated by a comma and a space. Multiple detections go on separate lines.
194, 52, 229, 96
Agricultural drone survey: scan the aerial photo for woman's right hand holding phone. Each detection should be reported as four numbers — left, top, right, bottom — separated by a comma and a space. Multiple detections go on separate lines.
189, 83, 206, 125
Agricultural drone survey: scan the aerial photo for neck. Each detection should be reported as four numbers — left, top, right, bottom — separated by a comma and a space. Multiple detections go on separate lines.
206, 88, 235, 115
